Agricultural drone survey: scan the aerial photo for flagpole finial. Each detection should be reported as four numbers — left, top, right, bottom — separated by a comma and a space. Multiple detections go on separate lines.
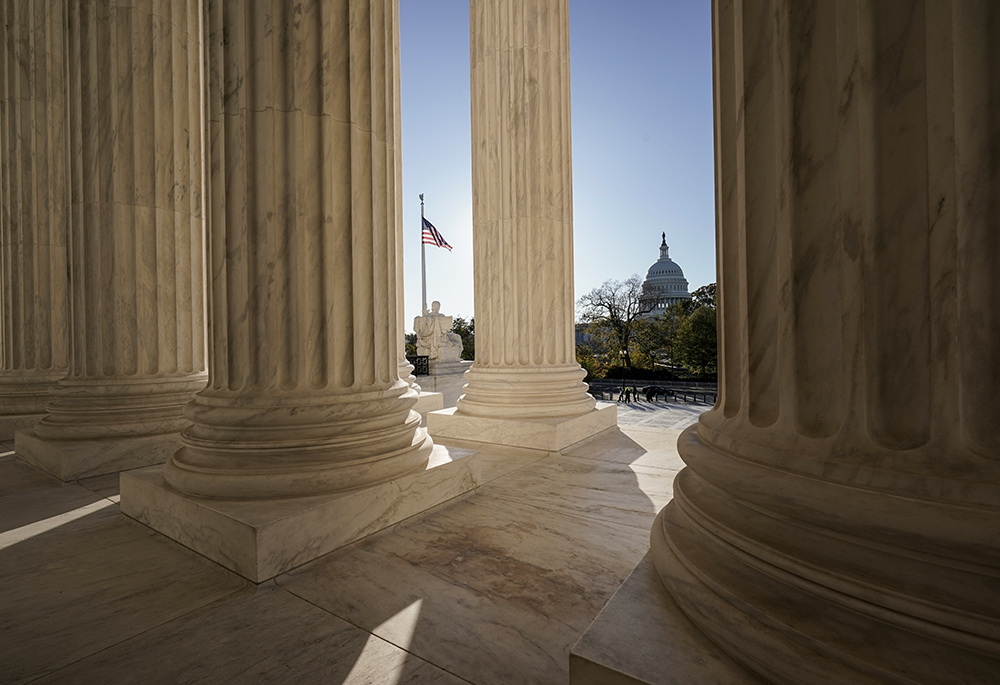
419, 193, 424, 203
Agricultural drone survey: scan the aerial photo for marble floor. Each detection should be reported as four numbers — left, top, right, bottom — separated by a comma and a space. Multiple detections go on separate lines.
1, 402, 714, 684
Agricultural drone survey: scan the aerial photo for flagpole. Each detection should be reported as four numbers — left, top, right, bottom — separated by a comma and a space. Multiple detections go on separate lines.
420, 193, 427, 313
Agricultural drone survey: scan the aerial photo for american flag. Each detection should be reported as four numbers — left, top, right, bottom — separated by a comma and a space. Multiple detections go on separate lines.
421, 217, 453, 251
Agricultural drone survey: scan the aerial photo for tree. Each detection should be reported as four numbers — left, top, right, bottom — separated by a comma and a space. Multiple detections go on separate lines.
404, 332, 417, 356
577, 275, 652, 371
644, 301, 688, 370
451, 316, 475, 361
674, 305, 718, 376
691, 282, 717, 309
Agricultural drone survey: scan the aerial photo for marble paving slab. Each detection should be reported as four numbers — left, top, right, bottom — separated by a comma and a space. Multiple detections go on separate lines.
77, 471, 123, 500
570, 554, 758, 684
279, 495, 648, 685
1, 505, 245, 684
0, 481, 110, 535
34, 582, 466, 685
565, 425, 687, 471
615, 402, 707, 432
480, 453, 676, 531
0, 457, 64, 498
433, 437, 554, 483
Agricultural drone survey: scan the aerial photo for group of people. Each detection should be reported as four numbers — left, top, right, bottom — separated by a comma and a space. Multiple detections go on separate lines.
617, 386, 662, 403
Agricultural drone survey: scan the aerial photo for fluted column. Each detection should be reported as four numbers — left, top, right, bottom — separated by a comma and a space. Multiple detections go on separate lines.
18, 0, 207, 477
162, 0, 431, 499
653, 1, 1000, 682
0, 1, 70, 437
457, 0, 594, 420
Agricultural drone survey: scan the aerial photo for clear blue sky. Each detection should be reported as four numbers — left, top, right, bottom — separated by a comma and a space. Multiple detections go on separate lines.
399, 1, 715, 330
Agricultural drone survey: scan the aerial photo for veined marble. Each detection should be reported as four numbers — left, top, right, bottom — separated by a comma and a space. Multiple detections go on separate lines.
0, 1, 70, 433
431, 0, 612, 450
17, 0, 208, 477
641, 2, 1000, 683
123, 444, 481, 582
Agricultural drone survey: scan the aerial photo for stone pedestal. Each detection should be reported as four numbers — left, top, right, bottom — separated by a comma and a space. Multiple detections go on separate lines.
582, 3, 1000, 683
413, 391, 444, 414
124, 0, 478, 577
431, 0, 613, 450
16, 0, 208, 479
122, 443, 480, 582
0, 1, 70, 438
430, 402, 616, 452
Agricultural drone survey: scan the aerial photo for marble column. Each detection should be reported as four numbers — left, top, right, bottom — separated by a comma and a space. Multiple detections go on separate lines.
121, 0, 479, 583
0, 1, 70, 439
16, 0, 208, 479
647, 1, 1000, 682
428, 0, 615, 451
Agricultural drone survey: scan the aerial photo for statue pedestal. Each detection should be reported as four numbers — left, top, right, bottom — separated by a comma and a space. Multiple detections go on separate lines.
418, 360, 472, 408
413, 391, 444, 414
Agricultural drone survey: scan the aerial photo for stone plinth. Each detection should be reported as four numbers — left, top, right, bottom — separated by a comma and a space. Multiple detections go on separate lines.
122, 444, 481, 582
430, 403, 616, 452
413, 391, 445, 414
0, 414, 43, 441
418, 360, 472, 408
16, 428, 182, 481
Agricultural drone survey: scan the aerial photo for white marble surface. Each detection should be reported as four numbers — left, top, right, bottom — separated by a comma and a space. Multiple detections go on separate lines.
32, 582, 464, 685
123, 444, 481, 582
1, 493, 243, 684
417, 365, 470, 407
412, 391, 444, 414
570, 554, 757, 684
16, 428, 183, 481
3, 421, 685, 684
429, 402, 617, 451
279, 494, 649, 685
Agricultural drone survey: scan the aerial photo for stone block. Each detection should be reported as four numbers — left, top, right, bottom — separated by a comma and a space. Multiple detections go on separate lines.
15, 428, 182, 481
427, 402, 617, 452
0, 414, 44, 441
120, 444, 481, 582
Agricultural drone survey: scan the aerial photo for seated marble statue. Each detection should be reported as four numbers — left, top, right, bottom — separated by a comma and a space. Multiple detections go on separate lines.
413, 301, 464, 363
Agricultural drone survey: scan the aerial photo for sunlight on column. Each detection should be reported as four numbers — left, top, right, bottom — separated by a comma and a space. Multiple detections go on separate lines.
344, 599, 424, 683
0, 498, 115, 549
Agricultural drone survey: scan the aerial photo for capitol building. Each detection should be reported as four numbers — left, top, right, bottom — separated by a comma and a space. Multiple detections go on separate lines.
641, 232, 692, 317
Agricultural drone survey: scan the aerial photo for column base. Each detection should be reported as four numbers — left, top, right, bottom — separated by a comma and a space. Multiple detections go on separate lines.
427, 402, 617, 451
569, 553, 758, 685
121, 443, 481, 582
413, 391, 444, 414
0, 414, 44, 440
15, 428, 182, 480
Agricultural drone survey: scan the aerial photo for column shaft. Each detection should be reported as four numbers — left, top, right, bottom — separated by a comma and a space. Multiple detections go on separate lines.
163, 0, 431, 499
653, 1, 1000, 682
23, 0, 207, 469
458, 0, 593, 419
0, 0, 70, 433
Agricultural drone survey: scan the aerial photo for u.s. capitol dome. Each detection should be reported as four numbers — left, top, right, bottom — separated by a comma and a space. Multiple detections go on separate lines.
642, 232, 691, 317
